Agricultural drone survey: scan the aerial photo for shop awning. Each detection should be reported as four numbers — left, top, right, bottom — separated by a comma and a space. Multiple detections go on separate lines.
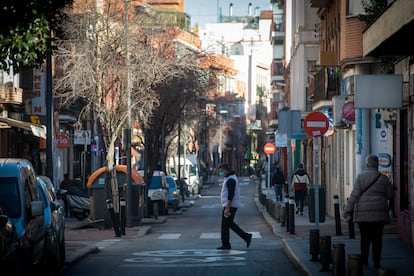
0, 117, 47, 139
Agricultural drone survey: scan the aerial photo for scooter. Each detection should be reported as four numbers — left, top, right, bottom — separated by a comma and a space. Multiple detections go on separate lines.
66, 186, 90, 221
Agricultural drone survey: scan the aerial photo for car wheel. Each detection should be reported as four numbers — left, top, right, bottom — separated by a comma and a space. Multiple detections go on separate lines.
59, 235, 66, 263
48, 232, 62, 271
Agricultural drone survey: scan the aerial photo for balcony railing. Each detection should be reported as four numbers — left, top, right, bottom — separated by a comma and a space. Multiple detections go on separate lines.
0, 85, 23, 105
309, 66, 339, 104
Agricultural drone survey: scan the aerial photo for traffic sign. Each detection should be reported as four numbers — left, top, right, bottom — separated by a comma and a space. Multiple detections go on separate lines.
56, 134, 70, 149
304, 112, 329, 137
263, 143, 276, 155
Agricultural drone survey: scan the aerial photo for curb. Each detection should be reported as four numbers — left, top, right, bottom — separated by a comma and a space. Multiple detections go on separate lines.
64, 243, 99, 265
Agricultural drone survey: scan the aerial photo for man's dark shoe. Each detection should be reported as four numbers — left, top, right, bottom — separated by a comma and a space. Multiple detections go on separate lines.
246, 233, 253, 248
217, 246, 231, 250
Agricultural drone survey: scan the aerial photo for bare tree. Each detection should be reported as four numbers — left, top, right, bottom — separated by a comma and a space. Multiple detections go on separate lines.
53, 2, 200, 211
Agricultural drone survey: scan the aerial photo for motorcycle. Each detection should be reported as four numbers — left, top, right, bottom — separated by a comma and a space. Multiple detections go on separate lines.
66, 186, 90, 221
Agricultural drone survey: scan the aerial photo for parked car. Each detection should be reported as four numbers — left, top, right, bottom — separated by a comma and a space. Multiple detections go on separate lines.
139, 170, 169, 216
0, 158, 46, 273
165, 176, 180, 211
0, 207, 17, 268
37, 175, 65, 269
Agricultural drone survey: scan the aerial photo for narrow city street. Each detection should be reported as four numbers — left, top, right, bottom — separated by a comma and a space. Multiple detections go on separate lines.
62, 177, 302, 275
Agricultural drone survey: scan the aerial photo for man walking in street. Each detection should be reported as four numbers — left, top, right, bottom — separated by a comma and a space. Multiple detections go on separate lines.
217, 163, 252, 250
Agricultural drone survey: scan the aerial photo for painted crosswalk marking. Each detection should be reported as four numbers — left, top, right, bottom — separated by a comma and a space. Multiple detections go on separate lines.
158, 233, 182, 239
158, 232, 261, 240
122, 249, 247, 268
96, 239, 121, 249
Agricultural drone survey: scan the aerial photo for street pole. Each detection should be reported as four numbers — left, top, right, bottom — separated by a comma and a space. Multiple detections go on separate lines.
125, 0, 133, 227
314, 137, 320, 229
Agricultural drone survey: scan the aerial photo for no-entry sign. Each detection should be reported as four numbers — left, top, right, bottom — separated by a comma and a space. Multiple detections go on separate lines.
304, 112, 329, 137
263, 143, 276, 155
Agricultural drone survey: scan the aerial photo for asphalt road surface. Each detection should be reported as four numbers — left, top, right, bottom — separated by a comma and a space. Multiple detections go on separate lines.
62, 177, 301, 276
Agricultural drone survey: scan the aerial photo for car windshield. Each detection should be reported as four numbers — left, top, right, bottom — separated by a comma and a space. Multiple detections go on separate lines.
0, 177, 21, 218
149, 176, 162, 189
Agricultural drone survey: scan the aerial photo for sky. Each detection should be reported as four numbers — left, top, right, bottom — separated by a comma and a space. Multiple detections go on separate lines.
184, 0, 273, 29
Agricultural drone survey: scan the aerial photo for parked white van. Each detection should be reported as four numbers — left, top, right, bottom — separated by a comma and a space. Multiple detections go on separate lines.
167, 154, 203, 196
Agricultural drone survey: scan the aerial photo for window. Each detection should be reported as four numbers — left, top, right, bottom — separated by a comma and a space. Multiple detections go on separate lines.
0, 177, 21, 218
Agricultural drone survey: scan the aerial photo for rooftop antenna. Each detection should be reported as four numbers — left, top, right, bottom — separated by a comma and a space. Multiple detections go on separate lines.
217, 0, 222, 23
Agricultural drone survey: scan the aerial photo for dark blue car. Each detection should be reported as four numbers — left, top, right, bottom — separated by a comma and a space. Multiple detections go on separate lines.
166, 176, 180, 211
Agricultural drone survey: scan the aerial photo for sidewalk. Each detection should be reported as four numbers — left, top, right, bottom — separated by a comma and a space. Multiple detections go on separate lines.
64, 199, 195, 265
255, 176, 414, 276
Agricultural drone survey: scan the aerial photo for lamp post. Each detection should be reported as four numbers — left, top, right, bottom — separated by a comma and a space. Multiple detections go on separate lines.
125, 0, 133, 227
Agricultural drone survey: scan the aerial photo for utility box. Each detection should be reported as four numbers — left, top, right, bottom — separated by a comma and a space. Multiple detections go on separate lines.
308, 186, 326, 223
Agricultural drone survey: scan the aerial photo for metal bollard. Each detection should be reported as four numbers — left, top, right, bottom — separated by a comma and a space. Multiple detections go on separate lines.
106, 199, 121, 237
348, 214, 355, 239
153, 201, 159, 219
347, 254, 363, 276
289, 196, 295, 235
280, 203, 285, 226
309, 229, 320, 262
284, 194, 289, 230
333, 195, 342, 236
332, 243, 346, 276
319, 235, 331, 271
120, 197, 126, 235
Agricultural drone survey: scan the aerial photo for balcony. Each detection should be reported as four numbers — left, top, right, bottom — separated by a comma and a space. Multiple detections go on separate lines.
363, 0, 414, 57
0, 85, 23, 105
309, 66, 339, 108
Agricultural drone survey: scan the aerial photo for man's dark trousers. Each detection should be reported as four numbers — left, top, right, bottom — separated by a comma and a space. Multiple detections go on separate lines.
221, 207, 249, 247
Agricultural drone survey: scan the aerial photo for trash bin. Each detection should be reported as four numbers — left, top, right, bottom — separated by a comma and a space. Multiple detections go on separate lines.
87, 166, 146, 227
89, 176, 106, 222
125, 182, 145, 226
308, 186, 326, 223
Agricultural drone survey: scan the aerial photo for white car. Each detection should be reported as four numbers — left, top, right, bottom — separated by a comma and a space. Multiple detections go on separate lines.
139, 170, 169, 216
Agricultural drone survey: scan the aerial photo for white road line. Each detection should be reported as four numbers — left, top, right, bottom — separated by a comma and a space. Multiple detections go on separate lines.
96, 239, 121, 249
158, 233, 182, 239
200, 232, 221, 239
200, 232, 261, 239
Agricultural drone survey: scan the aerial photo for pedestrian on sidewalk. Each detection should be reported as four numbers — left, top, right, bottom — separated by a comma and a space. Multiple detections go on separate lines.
271, 164, 285, 201
343, 154, 393, 269
217, 163, 252, 250
60, 173, 72, 217
291, 163, 310, 215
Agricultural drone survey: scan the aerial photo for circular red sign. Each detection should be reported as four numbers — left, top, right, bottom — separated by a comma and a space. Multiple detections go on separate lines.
263, 143, 276, 155
304, 112, 329, 137
56, 134, 70, 149
342, 102, 355, 123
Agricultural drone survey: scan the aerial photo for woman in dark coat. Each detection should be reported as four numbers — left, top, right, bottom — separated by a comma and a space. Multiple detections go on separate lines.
344, 154, 393, 269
